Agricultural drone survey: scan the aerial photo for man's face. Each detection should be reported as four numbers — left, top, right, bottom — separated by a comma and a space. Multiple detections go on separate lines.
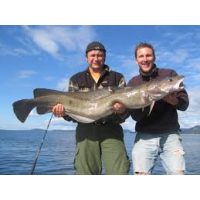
135, 47, 155, 73
86, 50, 105, 70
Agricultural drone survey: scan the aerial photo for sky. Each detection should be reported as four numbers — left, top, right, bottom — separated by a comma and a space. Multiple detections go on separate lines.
0, 25, 200, 130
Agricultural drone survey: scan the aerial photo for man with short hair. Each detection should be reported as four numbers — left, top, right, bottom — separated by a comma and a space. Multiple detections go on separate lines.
128, 42, 189, 175
52, 41, 130, 175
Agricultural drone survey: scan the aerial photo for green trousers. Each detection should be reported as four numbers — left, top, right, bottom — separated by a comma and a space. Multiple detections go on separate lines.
74, 123, 130, 175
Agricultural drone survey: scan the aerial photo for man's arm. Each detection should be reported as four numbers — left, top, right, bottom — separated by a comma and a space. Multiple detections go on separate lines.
162, 69, 189, 111
162, 89, 189, 111
167, 70, 189, 111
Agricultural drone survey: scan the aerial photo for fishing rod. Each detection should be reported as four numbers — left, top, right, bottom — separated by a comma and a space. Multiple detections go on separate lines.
29, 86, 67, 175
29, 113, 54, 175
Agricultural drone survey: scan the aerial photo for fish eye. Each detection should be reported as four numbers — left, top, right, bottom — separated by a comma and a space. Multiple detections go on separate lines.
169, 78, 173, 82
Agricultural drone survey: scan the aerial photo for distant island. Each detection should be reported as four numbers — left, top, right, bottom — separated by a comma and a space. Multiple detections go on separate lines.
0, 128, 134, 134
180, 125, 200, 134
0, 126, 200, 134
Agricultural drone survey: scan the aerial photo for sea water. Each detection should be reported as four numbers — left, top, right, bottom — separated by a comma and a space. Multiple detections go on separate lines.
0, 130, 199, 175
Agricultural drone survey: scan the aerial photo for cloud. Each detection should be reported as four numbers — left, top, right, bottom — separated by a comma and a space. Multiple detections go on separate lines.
163, 31, 194, 46
18, 70, 37, 79
156, 48, 188, 65
0, 43, 31, 57
178, 86, 200, 128
184, 57, 200, 70
174, 57, 200, 88
43, 76, 55, 81
23, 26, 97, 59
29, 109, 39, 117
48, 117, 76, 130
56, 78, 70, 91
169, 49, 188, 64
108, 53, 138, 81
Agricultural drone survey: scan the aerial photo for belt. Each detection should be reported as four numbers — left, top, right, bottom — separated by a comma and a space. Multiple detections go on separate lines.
93, 121, 112, 126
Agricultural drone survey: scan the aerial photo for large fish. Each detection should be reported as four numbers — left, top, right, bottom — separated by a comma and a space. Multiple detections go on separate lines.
13, 76, 185, 123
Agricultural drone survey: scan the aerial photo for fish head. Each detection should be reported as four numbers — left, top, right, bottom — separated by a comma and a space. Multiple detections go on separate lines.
147, 76, 185, 100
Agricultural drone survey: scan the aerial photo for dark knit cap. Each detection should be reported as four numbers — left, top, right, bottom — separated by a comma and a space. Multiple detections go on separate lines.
85, 41, 106, 54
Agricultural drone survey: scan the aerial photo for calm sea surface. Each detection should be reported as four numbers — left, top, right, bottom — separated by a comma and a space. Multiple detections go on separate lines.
0, 130, 200, 175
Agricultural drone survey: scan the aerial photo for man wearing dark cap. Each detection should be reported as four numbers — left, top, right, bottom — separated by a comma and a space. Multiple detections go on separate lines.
52, 41, 130, 175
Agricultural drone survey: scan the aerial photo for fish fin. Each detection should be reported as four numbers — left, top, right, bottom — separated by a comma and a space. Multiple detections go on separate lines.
148, 101, 155, 116
13, 99, 35, 123
37, 107, 52, 115
69, 88, 113, 100
34, 87, 113, 100
34, 88, 66, 98
67, 113, 95, 123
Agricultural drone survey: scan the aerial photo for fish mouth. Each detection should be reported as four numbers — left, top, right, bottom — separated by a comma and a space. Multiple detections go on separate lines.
174, 76, 185, 90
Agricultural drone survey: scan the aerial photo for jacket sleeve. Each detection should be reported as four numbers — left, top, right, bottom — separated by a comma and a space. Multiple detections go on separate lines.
175, 89, 189, 111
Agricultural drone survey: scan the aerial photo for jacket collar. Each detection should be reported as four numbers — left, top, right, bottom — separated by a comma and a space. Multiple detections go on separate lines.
139, 64, 158, 80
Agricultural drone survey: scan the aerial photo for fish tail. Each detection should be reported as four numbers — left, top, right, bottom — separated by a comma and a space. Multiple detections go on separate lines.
13, 99, 35, 123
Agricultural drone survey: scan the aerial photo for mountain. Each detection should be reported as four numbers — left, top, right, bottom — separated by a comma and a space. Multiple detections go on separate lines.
180, 125, 200, 134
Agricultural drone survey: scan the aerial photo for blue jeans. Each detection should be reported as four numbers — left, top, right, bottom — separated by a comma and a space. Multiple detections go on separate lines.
132, 131, 185, 175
